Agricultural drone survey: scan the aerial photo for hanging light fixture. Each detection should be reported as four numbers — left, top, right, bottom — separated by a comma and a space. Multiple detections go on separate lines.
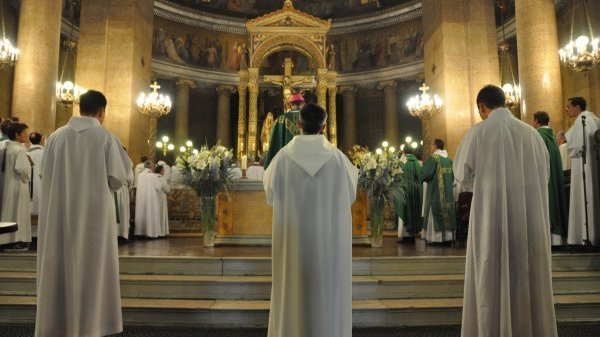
498, 2, 520, 115
138, 80, 173, 160
0, 0, 19, 67
406, 83, 443, 119
559, 0, 599, 73
56, 1, 86, 106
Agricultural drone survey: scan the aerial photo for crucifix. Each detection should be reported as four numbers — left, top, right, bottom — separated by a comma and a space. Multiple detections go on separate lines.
263, 58, 313, 111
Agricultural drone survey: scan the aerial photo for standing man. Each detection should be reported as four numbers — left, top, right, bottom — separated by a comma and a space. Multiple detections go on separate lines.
28, 132, 44, 238
264, 93, 305, 168
422, 139, 456, 244
557, 131, 571, 171
533, 111, 568, 246
264, 103, 358, 337
454, 85, 557, 337
134, 155, 148, 188
35, 90, 132, 337
394, 146, 422, 243
565, 97, 600, 245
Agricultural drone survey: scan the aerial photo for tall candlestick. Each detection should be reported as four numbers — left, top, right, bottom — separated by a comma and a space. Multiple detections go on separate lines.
241, 155, 248, 170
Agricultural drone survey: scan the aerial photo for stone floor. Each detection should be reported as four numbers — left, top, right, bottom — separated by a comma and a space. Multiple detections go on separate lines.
2, 324, 600, 337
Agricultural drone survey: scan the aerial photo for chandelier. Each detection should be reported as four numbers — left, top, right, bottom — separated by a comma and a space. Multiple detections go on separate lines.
498, 2, 520, 114
0, 0, 19, 67
137, 81, 172, 118
558, 0, 599, 73
406, 83, 443, 119
56, 2, 86, 106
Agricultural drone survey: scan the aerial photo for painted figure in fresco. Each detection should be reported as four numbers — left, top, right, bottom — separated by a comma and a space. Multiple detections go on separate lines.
239, 43, 249, 70
375, 37, 387, 67
153, 27, 167, 55
326, 44, 336, 71
206, 42, 218, 68
175, 35, 192, 63
228, 41, 240, 70
165, 35, 184, 63
213, 39, 223, 68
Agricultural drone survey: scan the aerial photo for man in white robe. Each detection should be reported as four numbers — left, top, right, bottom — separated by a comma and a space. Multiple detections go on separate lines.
28, 132, 44, 238
264, 103, 358, 337
157, 160, 172, 184
557, 131, 571, 171
135, 162, 167, 238
133, 155, 148, 188
247, 157, 265, 180
116, 167, 134, 239
454, 85, 557, 337
36, 90, 132, 337
155, 165, 170, 237
564, 97, 600, 245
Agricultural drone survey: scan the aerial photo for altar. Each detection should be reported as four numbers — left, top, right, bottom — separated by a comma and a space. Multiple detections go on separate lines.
214, 180, 369, 245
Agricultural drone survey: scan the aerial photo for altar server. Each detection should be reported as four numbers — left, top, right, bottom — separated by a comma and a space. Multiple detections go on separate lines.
28, 132, 44, 237
454, 85, 557, 337
36, 90, 132, 337
247, 157, 265, 180
155, 164, 170, 237
264, 103, 358, 337
116, 161, 134, 239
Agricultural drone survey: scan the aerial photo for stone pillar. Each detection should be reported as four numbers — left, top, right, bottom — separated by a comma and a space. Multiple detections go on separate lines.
237, 70, 248, 158
175, 79, 195, 146
341, 86, 357, 153
378, 80, 399, 144
216, 86, 234, 147
587, 66, 600, 117
11, 0, 61, 136
75, 0, 154, 163
247, 68, 259, 157
423, 0, 500, 157
515, 0, 563, 129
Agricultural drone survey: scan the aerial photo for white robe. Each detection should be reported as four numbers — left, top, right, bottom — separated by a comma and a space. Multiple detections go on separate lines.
453, 108, 557, 337
558, 143, 571, 171
135, 170, 167, 238
0, 141, 31, 245
36, 116, 132, 337
247, 164, 265, 180
0, 138, 10, 206
264, 135, 358, 337
157, 160, 172, 184
565, 111, 600, 245
133, 162, 145, 188
422, 149, 454, 243
156, 175, 170, 237
28, 145, 44, 216
116, 169, 134, 239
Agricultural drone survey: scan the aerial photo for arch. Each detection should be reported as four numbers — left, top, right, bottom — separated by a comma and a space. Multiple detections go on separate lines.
250, 35, 326, 70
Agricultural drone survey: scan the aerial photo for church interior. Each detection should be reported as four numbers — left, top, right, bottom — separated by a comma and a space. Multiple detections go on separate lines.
0, 0, 600, 336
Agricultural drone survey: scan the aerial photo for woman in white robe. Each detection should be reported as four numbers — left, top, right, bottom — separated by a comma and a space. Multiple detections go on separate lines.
0, 123, 31, 249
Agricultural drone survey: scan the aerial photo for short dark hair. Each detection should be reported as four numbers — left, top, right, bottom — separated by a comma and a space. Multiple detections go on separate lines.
403, 146, 414, 155
1, 120, 12, 135
7, 123, 28, 140
299, 103, 327, 134
29, 132, 43, 145
568, 97, 587, 111
433, 139, 444, 150
476, 85, 505, 110
140, 156, 148, 163
154, 165, 164, 174
80, 90, 107, 116
533, 111, 550, 126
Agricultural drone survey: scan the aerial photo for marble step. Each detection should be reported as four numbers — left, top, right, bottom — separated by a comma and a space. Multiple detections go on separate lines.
2, 271, 599, 300
1, 253, 599, 276
1, 294, 599, 327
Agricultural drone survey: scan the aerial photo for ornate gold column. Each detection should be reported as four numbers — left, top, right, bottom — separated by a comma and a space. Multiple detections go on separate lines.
11, 0, 61, 136
247, 68, 260, 158
515, 0, 563, 129
175, 79, 195, 146
317, 69, 328, 109
340, 86, 357, 153
327, 71, 338, 146
237, 70, 248, 158
378, 80, 399, 144
216, 86, 234, 147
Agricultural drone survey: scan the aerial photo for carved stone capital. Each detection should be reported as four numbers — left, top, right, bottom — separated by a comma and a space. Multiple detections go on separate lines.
176, 79, 196, 88
216, 86, 235, 96
339, 86, 357, 95
377, 80, 397, 90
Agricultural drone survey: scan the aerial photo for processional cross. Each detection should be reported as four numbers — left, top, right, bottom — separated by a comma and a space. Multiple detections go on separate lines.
263, 58, 313, 111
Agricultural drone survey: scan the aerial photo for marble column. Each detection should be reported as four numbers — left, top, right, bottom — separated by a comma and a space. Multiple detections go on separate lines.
237, 70, 248, 159
341, 86, 357, 153
216, 86, 234, 147
378, 80, 399, 144
175, 79, 195, 146
75, 0, 154, 163
423, 0, 500, 157
247, 68, 259, 157
11, 0, 61, 136
515, 0, 563, 129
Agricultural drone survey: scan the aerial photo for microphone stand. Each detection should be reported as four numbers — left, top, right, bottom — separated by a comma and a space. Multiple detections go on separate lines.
581, 115, 591, 246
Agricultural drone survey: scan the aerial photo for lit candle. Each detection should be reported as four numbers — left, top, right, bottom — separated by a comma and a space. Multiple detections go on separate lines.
240, 142, 244, 152
241, 155, 248, 170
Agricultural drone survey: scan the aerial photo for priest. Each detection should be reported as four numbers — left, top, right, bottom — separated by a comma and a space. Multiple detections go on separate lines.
454, 85, 557, 337
422, 139, 456, 244
533, 111, 568, 246
394, 146, 422, 242
564, 97, 600, 245
264, 103, 358, 337
36, 90, 132, 337
263, 93, 305, 168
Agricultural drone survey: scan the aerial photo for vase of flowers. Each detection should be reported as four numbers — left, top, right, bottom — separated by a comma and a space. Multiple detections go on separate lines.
176, 145, 234, 247
353, 142, 405, 248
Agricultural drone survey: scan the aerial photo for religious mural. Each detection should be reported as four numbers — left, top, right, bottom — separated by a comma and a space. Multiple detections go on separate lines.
329, 17, 423, 72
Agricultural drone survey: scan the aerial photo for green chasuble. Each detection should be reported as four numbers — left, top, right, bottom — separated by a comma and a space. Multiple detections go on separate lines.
538, 127, 568, 236
422, 153, 456, 232
264, 109, 301, 169
393, 154, 423, 235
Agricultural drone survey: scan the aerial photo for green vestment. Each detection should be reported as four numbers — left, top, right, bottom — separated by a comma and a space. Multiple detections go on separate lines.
393, 154, 423, 235
263, 109, 301, 169
538, 127, 568, 236
422, 154, 456, 232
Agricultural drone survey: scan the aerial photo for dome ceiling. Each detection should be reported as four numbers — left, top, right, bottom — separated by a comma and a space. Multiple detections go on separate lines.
162, 0, 413, 19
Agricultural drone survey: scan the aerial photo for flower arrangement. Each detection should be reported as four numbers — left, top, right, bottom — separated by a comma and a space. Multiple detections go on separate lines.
176, 145, 235, 198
